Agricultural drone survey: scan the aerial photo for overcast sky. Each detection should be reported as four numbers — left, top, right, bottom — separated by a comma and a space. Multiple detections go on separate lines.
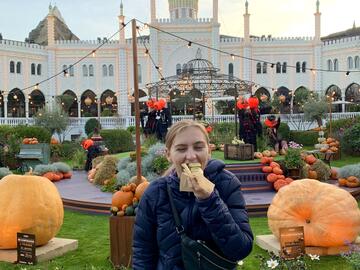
0, 0, 358, 42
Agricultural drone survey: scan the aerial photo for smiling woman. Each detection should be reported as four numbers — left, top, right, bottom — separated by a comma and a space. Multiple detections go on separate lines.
133, 119, 254, 269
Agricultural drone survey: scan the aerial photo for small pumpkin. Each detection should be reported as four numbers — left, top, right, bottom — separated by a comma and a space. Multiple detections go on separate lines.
254, 152, 263, 159
0, 175, 63, 249
262, 166, 273, 173
330, 169, 338, 180
338, 178, 347, 186
112, 191, 134, 209
267, 173, 278, 183
284, 177, 294, 184
308, 170, 318, 179
135, 181, 150, 200
272, 167, 283, 175
260, 157, 270, 165
305, 155, 317, 165
270, 150, 277, 157
270, 162, 280, 168
262, 150, 271, 157
50, 137, 59, 145
273, 179, 288, 191
268, 179, 360, 247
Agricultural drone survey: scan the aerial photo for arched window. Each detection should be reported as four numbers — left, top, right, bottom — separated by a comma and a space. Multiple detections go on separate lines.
31, 63, 36, 75
282, 62, 287, 73
10, 61, 15, 73
16, 62, 21, 74
302, 62, 306, 73
176, 64, 181, 75
182, 63, 187, 73
327, 59, 333, 71
102, 64, 108, 77
69, 65, 74, 76
83, 65, 88, 77
262, 62, 267, 74
296, 62, 301, 73
108, 64, 114, 76
355, 56, 360, 69
256, 63, 261, 74
138, 64, 142, 83
37, 64, 41, 75
89, 65, 94, 77
228, 63, 234, 78
348, 56, 354, 69
334, 59, 339, 71
276, 62, 281, 73
63, 65, 68, 77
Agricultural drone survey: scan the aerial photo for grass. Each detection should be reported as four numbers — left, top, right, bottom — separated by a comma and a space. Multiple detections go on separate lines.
0, 210, 354, 269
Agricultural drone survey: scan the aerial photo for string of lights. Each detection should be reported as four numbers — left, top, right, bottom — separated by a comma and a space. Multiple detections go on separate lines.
136, 19, 360, 75
15, 21, 130, 93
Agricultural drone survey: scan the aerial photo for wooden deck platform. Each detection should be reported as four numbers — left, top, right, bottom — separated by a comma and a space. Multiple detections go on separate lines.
54, 168, 360, 217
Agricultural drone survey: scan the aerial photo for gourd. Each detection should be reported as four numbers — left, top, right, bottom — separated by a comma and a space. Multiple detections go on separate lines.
0, 174, 64, 249
112, 190, 134, 209
268, 179, 360, 247
135, 181, 150, 200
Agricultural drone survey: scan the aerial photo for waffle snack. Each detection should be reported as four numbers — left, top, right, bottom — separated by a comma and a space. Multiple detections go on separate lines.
180, 163, 214, 192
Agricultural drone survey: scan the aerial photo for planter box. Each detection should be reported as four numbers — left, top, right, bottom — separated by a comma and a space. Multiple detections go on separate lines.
109, 216, 135, 268
224, 144, 254, 161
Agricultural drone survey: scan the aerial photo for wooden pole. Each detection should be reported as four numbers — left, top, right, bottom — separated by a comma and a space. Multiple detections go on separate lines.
329, 97, 332, 137
131, 19, 142, 185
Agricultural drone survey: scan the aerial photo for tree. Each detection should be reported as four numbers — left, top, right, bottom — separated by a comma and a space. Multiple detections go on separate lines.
303, 97, 328, 127
34, 102, 69, 141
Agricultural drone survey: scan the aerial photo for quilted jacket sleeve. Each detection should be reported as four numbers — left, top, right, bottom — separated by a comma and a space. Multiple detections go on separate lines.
132, 182, 159, 269
197, 171, 253, 261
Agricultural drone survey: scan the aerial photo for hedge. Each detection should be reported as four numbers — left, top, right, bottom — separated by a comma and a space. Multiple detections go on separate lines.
100, 129, 135, 154
290, 130, 318, 146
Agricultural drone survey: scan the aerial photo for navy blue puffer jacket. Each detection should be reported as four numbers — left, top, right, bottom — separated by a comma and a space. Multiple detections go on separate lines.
133, 159, 253, 269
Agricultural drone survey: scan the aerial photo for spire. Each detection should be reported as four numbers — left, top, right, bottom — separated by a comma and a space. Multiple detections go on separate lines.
316, 0, 320, 13
245, 0, 249, 14
353, 20, 356, 28
120, 0, 123, 16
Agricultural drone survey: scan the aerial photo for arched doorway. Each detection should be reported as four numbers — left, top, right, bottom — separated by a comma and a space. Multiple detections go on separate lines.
62, 90, 78, 117
81, 90, 97, 117
8, 88, 25, 117
345, 83, 360, 112
326, 85, 342, 112
29, 89, 45, 117
100, 90, 118, 116
254, 87, 271, 114
293, 86, 310, 113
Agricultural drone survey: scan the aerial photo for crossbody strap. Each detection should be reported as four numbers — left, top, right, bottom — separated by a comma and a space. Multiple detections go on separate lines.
166, 183, 185, 235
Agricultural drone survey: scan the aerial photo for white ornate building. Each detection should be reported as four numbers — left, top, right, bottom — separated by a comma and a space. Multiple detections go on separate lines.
0, 0, 359, 123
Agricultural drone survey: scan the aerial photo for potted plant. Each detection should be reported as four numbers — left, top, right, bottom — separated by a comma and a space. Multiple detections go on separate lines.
284, 141, 304, 178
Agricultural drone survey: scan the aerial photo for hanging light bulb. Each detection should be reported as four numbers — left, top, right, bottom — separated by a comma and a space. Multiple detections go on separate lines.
231, 54, 235, 60
92, 50, 96, 57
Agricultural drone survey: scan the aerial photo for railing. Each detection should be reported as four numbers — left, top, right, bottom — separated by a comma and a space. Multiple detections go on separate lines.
1, 112, 359, 133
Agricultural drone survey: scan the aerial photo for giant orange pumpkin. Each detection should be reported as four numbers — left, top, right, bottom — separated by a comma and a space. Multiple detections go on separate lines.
0, 175, 64, 249
268, 179, 360, 247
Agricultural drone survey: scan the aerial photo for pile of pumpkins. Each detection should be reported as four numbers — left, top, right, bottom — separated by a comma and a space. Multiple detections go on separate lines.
254, 149, 278, 159
261, 157, 294, 191
22, 137, 39, 144
338, 176, 360, 188
302, 154, 338, 181
319, 137, 340, 155
111, 178, 150, 217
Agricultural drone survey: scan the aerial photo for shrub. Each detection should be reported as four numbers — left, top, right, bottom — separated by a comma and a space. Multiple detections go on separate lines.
71, 149, 87, 170
327, 116, 360, 140
142, 135, 158, 149
290, 130, 318, 146
13, 125, 51, 143
338, 163, 360, 179
210, 122, 236, 144
342, 123, 360, 155
0, 167, 12, 180
100, 129, 135, 154
152, 156, 170, 175
85, 118, 101, 137
52, 162, 71, 173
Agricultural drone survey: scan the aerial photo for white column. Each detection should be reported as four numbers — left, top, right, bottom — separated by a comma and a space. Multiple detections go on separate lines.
25, 96, 29, 119
150, 0, 156, 23
244, 1, 250, 44
4, 95, 8, 119
314, 0, 321, 42
47, 50, 56, 111
118, 47, 129, 116
77, 100, 81, 118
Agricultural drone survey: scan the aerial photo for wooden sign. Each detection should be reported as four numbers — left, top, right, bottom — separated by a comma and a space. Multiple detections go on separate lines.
17, 233, 36, 265
279, 226, 305, 259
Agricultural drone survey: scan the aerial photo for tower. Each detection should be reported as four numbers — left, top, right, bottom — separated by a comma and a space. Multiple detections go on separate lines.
314, 0, 321, 42
47, 4, 55, 46
118, 0, 125, 43
243, 0, 250, 44
168, 0, 198, 20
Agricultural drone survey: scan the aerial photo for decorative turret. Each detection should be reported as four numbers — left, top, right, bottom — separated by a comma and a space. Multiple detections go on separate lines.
118, 0, 125, 43
168, 0, 198, 20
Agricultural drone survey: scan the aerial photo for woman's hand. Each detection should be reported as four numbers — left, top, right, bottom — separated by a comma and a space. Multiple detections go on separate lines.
188, 174, 214, 200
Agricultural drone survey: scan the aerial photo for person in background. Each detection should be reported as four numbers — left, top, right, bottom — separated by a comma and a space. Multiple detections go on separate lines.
154, 99, 172, 142
133, 119, 253, 269
82, 139, 101, 171
264, 115, 288, 154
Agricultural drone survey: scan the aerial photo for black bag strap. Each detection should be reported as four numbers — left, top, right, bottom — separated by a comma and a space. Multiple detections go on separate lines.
166, 183, 185, 235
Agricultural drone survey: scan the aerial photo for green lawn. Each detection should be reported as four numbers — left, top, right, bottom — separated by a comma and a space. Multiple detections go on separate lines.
0, 210, 353, 269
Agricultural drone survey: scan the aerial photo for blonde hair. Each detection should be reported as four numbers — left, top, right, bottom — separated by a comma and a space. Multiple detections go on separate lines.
163, 119, 210, 176
165, 119, 209, 150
